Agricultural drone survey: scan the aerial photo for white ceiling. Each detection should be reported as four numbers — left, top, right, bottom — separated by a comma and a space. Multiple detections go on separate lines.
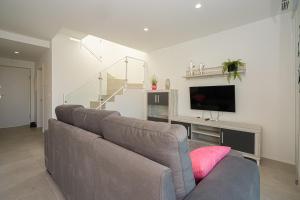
0, 38, 47, 61
0, 0, 283, 52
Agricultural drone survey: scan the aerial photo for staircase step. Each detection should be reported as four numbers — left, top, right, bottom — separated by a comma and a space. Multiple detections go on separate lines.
90, 101, 100, 109
127, 83, 144, 89
107, 89, 123, 96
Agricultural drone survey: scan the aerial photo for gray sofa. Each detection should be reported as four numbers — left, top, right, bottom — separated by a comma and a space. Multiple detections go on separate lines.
45, 105, 260, 200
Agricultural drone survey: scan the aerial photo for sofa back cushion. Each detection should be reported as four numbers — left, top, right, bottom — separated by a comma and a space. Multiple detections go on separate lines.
72, 108, 120, 137
101, 115, 195, 200
55, 105, 84, 125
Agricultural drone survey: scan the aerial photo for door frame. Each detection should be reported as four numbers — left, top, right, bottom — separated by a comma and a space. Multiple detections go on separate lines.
36, 67, 43, 128
294, 5, 300, 184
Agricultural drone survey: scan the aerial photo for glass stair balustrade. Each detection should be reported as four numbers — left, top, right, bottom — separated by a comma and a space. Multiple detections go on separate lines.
64, 57, 146, 109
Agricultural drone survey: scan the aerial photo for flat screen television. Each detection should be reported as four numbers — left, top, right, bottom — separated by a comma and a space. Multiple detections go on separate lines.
190, 85, 235, 112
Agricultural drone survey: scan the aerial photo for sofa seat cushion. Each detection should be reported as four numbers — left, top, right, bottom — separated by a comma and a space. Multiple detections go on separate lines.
72, 108, 120, 137
101, 115, 195, 200
190, 146, 231, 181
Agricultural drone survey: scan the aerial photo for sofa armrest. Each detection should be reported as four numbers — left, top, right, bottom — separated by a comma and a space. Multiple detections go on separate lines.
44, 126, 53, 174
184, 155, 260, 200
93, 139, 176, 200
44, 129, 49, 171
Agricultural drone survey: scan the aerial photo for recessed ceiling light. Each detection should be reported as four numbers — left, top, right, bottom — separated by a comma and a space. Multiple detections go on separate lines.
14, 51, 20, 54
143, 27, 149, 32
195, 3, 202, 9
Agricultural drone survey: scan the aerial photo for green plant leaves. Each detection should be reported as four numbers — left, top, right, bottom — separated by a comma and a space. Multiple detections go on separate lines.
151, 75, 157, 85
222, 59, 245, 83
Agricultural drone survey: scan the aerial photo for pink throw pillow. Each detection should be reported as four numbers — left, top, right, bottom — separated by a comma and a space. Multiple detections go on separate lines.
189, 146, 231, 181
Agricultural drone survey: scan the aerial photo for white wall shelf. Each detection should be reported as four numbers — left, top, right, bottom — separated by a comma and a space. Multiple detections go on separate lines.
183, 66, 246, 79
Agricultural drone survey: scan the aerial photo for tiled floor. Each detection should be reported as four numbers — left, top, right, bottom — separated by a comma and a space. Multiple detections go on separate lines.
0, 126, 299, 200
0, 126, 64, 200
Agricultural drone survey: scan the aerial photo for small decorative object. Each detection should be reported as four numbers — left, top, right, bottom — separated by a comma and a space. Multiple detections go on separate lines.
186, 68, 191, 76
192, 65, 197, 75
151, 75, 158, 90
199, 63, 206, 75
222, 59, 245, 83
189, 60, 194, 74
165, 78, 171, 90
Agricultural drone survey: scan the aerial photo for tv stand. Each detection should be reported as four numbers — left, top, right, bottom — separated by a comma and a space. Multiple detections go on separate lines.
171, 115, 262, 165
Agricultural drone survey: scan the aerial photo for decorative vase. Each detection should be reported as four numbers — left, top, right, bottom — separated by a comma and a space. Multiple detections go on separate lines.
165, 79, 170, 90
152, 84, 157, 90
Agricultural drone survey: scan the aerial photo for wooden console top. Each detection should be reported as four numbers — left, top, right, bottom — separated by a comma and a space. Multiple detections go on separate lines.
171, 116, 262, 134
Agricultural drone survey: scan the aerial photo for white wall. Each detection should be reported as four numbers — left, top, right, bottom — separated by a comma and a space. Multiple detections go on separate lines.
294, 3, 300, 181
37, 49, 52, 131
106, 89, 145, 119
147, 13, 296, 164
51, 33, 146, 116
0, 57, 36, 123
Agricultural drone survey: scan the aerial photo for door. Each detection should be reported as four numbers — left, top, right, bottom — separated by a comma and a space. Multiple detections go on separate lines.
221, 129, 255, 154
0, 66, 31, 128
147, 93, 156, 105
147, 92, 169, 105
156, 92, 169, 105
37, 69, 43, 128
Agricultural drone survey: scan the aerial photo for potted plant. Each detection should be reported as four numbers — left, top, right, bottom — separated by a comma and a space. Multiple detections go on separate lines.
151, 75, 158, 90
222, 59, 245, 83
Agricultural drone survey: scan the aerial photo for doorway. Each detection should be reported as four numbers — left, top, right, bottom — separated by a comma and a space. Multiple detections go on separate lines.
36, 68, 43, 128
0, 66, 31, 128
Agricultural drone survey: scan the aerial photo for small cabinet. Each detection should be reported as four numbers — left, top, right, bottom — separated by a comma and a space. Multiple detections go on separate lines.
146, 90, 178, 123
221, 129, 255, 154
147, 92, 169, 105
171, 121, 191, 139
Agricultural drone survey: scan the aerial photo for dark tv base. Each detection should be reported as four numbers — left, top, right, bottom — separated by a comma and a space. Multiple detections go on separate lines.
171, 115, 262, 165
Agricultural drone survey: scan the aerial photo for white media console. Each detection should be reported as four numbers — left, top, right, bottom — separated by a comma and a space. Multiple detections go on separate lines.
171, 116, 262, 165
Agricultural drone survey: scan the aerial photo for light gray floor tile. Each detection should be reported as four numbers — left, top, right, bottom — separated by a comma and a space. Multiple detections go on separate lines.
0, 126, 299, 200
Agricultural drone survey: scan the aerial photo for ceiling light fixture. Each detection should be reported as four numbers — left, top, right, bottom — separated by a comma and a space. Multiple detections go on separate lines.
143, 27, 149, 32
69, 37, 81, 42
195, 3, 202, 9
14, 51, 20, 54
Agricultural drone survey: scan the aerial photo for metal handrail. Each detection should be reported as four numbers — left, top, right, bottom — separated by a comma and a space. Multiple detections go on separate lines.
80, 42, 102, 63
100, 56, 146, 73
96, 86, 125, 110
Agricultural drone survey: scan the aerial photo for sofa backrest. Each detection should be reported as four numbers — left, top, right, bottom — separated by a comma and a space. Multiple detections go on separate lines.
101, 115, 196, 200
72, 108, 120, 137
55, 105, 84, 125
55, 105, 120, 137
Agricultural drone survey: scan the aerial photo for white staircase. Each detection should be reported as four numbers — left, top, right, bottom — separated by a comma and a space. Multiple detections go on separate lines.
64, 55, 147, 116
90, 73, 144, 109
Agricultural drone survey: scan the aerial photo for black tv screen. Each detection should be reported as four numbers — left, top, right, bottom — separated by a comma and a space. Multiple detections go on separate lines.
190, 85, 235, 112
